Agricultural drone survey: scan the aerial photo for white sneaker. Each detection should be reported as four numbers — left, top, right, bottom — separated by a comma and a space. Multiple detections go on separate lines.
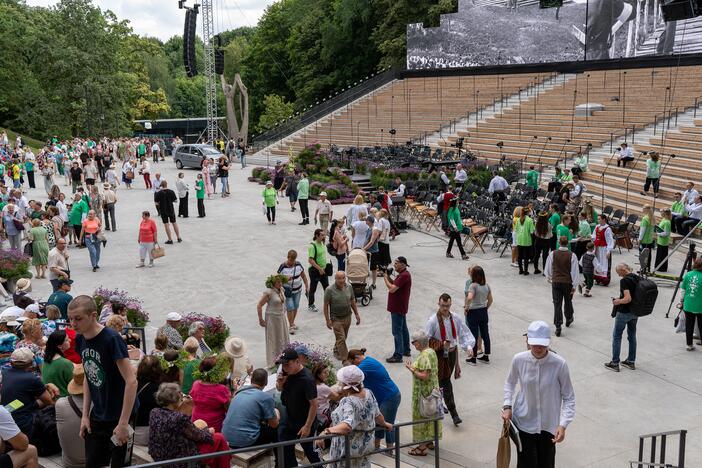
510, 262, 519, 268
687, 345, 695, 351
136, 263, 145, 268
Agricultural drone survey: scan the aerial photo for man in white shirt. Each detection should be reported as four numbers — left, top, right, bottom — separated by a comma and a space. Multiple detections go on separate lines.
503, 320, 575, 468
544, 236, 580, 337
314, 192, 333, 233
682, 181, 699, 205
102, 183, 118, 230
453, 163, 467, 188
151, 141, 160, 163
424, 293, 475, 426
616, 142, 634, 167
488, 171, 509, 202
0, 405, 38, 468
676, 195, 702, 235
48, 239, 70, 292
392, 177, 406, 198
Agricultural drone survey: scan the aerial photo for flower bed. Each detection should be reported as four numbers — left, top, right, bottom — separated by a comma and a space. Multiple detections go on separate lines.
0, 249, 32, 281
281, 341, 337, 386
177, 312, 230, 351
93, 287, 150, 327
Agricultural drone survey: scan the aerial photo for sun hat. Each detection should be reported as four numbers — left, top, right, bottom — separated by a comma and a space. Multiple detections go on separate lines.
166, 312, 182, 322
67, 365, 85, 395
266, 181, 273, 186
15, 278, 31, 292
25, 303, 40, 315
0, 306, 23, 319
319, 191, 327, 197
224, 337, 247, 358
526, 320, 551, 347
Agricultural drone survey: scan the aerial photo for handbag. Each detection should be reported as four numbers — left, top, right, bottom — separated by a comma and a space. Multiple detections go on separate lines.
125, 170, 135, 180
496, 419, 511, 468
675, 309, 686, 334
12, 219, 24, 231
419, 387, 443, 419
151, 245, 165, 259
23, 241, 33, 257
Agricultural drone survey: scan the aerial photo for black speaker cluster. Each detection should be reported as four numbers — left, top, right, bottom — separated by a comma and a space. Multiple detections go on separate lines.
183, 7, 198, 77
661, 0, 702, 21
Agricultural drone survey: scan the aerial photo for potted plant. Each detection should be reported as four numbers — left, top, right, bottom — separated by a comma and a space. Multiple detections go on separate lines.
177, 312, 230, 351
0, 249, 32, 293
93, 287, 150, 327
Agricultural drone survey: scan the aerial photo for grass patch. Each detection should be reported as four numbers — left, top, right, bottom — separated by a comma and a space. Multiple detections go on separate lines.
0, 128, 45, 151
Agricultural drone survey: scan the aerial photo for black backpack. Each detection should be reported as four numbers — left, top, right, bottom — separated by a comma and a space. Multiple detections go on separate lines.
628, 274, 658, 317
31, 406, 61, 456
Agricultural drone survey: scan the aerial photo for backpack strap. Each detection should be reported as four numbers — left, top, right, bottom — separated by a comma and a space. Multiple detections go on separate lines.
67, 395, 82, 418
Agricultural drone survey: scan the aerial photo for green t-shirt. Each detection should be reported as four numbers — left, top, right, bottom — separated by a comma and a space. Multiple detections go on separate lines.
308, 241, 326, 268
323, 283, 354, 320
195, 180, 205, 199
646, 159, 661, 179
263, 187, 277, 207
556, 224, 572, 251
137, 143, 146, 155
671, 201, 685, 216
68, 199, 88, 226
682, 270, 702, 313
42, 356, 74, 397
181, 359, 200, 394
297, 178, 309, 200
657, 219, 672, 247
640, 215, 654, 244
514, 217, 535, 246
526, 170, 539, 189
549, 213, 561, 233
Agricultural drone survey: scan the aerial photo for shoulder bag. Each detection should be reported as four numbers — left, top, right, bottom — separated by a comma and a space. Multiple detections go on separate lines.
152, 244, 165, 259
419, 387, 444, 419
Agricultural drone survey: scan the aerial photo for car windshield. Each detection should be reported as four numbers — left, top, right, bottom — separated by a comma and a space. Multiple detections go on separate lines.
201, 147, 220, 155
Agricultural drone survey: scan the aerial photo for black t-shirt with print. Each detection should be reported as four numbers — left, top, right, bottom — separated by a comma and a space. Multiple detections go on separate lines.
76, 327, 130, 422
281, 367, 317, 429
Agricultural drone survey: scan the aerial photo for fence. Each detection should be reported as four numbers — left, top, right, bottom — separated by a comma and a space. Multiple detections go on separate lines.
132, 417, 442, 468
630, 429, 687, 468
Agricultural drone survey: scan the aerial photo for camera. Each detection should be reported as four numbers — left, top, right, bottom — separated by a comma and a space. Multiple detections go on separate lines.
379, 265, 394, 277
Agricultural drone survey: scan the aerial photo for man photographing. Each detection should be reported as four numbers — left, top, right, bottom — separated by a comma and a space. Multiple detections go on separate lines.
383, 257, 412, 363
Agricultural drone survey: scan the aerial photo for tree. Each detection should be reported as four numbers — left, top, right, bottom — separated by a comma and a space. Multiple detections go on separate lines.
257, 94, 294, 133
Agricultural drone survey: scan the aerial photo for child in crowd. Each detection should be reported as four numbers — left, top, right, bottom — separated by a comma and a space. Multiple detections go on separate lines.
579, 242, 597, 297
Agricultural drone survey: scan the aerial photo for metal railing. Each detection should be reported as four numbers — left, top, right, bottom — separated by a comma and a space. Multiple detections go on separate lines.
132, 417, 442, 468
250, 68, 402, 153
629, 429, 687, 468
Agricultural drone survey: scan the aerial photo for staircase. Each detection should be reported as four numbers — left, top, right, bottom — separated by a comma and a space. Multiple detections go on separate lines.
636, 15, 702, 57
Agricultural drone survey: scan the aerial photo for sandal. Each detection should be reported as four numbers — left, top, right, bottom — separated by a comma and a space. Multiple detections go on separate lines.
408, 447, 428, 457
426, 442, 435, 450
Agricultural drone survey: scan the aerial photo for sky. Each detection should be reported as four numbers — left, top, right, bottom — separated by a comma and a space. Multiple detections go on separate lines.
25, 0, 276, 41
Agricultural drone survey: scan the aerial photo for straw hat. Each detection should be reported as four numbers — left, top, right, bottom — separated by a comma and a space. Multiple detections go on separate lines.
224, 336, 247, 358
15, 278, 31, 292
67, 365, 85, 395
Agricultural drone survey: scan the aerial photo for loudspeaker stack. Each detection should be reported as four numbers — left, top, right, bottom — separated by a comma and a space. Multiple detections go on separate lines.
183, 9, 198, 77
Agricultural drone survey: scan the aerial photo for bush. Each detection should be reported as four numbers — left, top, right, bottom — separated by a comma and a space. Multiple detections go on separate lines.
0, 249, 32, 281
93, 287, 150, 327
177, 312, 230, 351
282, 342, 337, 386
325, 188, 341, 200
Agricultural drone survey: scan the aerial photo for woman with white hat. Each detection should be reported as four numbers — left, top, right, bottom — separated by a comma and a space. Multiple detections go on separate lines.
502, 321, 576, 468
315, 365, 392, 468
224, 337, 252, 382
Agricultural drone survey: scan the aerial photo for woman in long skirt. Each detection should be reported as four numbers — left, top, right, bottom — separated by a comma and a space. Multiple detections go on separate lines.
257, 274, 290, 368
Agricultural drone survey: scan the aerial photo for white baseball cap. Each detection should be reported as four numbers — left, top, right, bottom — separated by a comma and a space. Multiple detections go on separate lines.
526, 320, 551, 347
166, 312, 182, 322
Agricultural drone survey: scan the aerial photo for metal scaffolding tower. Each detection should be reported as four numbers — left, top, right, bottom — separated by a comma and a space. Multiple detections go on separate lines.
201, 0, 218, 143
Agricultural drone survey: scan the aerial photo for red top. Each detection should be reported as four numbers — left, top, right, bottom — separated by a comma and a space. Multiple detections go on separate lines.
594, 224, 609, 247
189, 381, 231, 432
387, 270, 412, 315
138, 218, 157, 243
64, 327, 82, 364
443, 192, 455, 211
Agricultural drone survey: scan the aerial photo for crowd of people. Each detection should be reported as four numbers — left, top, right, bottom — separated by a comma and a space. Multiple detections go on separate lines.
0, 129, 698, 468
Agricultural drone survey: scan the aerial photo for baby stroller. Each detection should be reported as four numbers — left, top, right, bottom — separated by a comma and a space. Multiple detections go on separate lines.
347, 248, 373, 306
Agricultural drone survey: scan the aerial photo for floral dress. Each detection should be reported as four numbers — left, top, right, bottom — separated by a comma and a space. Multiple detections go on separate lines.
148, 407, 213, 468
412, 348, 442, 442
328, 391, 380, 468
41, 220, 56, 248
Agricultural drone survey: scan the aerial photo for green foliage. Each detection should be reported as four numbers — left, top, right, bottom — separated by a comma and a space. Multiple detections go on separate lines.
257, 94, 295, 133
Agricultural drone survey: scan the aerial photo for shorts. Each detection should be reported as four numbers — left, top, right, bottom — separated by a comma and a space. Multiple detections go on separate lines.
285, 290, 302, 311
369, 251, 383, 271
161, 213, 176, 224
0, 453, 12, 468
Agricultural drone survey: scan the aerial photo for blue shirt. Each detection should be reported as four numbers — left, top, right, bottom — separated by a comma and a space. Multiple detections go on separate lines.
222, 386, 276, 447
357, 356, 399, 405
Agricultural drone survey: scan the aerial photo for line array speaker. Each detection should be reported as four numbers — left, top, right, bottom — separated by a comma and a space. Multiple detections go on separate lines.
183, 9, 198, 77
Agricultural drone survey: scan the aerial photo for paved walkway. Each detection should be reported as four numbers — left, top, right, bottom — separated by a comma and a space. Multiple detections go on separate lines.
24, 158, 701, 467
